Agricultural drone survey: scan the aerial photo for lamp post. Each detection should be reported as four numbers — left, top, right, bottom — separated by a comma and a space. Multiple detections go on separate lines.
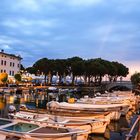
46, 88, 49, 103
35, 91, 39, 115
37, 70, 40, 76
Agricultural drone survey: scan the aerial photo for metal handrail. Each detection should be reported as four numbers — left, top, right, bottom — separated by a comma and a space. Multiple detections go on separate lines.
125, 116, 140, 140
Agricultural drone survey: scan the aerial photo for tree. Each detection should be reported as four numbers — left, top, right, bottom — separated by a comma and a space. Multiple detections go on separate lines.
67, 57, 84, 84
0, 73, 8, 84
20, 64, 25, 71
94, 58, 108, 84
26, 67, 37, 74
54, 59, 67, 84
107, 62, 117, 82
26, 57, 129, 86
112, 62, 129, 81
85, 59, 107, 85
14, 73, 22, 82
131, 72, 140, 87
33, 58, 51, 85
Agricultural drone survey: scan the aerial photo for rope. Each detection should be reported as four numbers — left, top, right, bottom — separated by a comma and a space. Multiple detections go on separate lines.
125, 116, 140, 140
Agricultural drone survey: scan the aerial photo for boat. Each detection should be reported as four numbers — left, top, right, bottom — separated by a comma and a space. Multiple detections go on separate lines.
18, 102, 112, 122
100, 91, 137, 109
47, 101, 129, 121
0, 117, 88, 140
9, 111, 108, 134
77, 96, 130, 117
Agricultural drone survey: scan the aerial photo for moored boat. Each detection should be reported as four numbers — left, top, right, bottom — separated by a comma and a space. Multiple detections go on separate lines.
77, 96, 130, 117
9, 111, 108, 134
47, 101, 129, 121
0, 117, 88, 140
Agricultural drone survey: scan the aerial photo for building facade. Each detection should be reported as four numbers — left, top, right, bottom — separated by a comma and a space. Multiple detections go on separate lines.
0, 50, 22, 76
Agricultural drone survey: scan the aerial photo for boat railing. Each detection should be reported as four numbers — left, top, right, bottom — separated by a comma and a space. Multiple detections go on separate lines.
125, 115, 140, 140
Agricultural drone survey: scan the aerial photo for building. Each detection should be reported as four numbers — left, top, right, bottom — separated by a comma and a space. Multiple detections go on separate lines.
0, 50, 22, 76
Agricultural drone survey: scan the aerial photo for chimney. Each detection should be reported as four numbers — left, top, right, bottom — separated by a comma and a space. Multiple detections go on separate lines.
1, 49, 4, 53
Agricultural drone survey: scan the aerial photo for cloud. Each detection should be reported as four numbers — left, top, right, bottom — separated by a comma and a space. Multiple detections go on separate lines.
0, 0, 140, 77
0, 35, 22, 45
11, 0, 40, 12
0, 44, 12, 50
2, 18, 58, 29
1, 18, 58, 37
86, 22, 139, 43
68, 0, 104, 7
53, 35, 68, 41
115, 0, 140, 14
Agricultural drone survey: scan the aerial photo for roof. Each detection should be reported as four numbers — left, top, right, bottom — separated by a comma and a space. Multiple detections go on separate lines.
0, 51, 22, 60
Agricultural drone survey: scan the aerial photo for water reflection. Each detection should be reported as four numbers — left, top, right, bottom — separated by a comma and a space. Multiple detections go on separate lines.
0, 91, 52, 117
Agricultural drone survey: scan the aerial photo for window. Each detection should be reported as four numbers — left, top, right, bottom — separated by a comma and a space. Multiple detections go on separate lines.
4, 61, 6, 66
9, 71, 11, 75
17, 64, 20, 68
13, 63, 15, 67
12, 71, 14, 76
10, 62, 12, 66
1, 60, 3, 65
1, 70, 3, 73
4, 70, 6, 73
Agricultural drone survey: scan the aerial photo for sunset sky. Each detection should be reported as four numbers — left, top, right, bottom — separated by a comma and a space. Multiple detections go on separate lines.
0, 0, 140, 78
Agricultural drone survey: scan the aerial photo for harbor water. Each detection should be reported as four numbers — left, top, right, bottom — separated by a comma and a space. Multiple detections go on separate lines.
0, 91, 138, 140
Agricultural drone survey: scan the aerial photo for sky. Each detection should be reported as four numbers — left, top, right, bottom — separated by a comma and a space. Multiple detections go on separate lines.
0, 0, 140, 78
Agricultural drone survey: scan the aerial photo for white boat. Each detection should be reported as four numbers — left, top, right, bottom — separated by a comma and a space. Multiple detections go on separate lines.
47, 101, 129, 121
100, 91, 137, 109
0, 117, 88, 140
78, 96, 130, 117
9, 111, 108, 134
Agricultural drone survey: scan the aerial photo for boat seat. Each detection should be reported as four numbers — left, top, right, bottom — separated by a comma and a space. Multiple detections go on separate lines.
37, 117, 49, 121
16, 113, 34, 120
59, 120, 69, 124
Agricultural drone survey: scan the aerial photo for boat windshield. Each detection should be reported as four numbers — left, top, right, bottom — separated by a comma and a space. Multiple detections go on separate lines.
3, 122, 39, 132
0, 119, 12, 126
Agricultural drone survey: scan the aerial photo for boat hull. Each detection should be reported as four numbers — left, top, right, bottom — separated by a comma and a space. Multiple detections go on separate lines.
9, 111, 109, 134
110, 111, 121, 121
0, 132, 88, 140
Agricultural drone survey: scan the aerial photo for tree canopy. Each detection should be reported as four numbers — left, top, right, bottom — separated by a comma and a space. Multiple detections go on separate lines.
14, 73, 22, 82
131, 72, 140, 86
26, 57, 129, 85
0, 73, 8, 84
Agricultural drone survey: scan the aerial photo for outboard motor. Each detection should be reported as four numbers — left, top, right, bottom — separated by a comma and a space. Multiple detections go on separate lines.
47, 101, 60, 110
8, 105, 16, 113
8, 105, 16, 119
